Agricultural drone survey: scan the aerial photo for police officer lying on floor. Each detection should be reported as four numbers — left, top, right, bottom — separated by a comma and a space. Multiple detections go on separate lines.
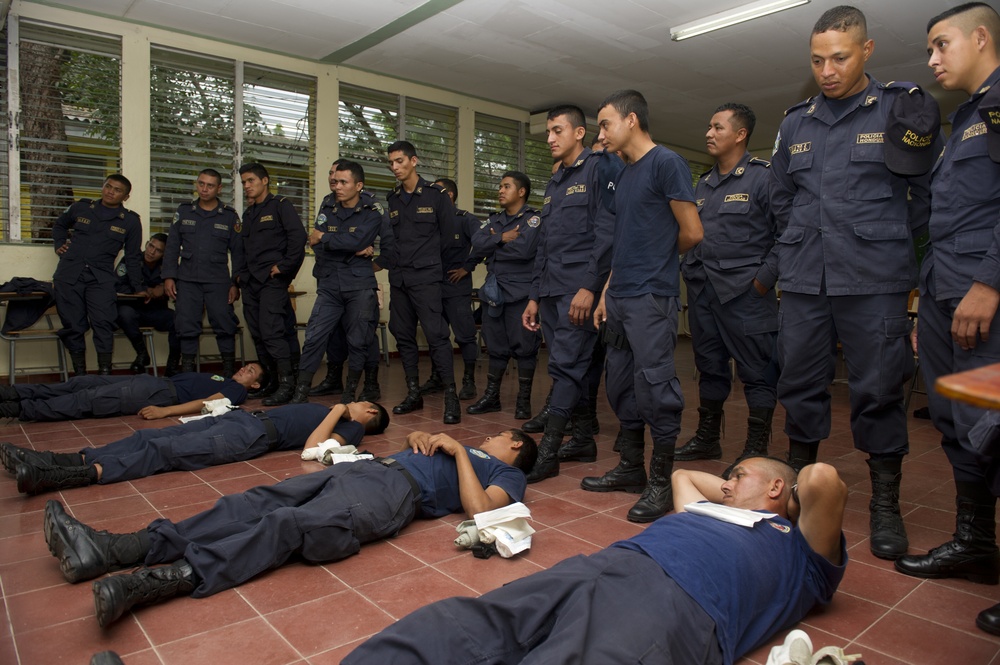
2, 401, 388, 495
42, 427, 537, 627
0, 363, 263, 422
344, 457, 848, 665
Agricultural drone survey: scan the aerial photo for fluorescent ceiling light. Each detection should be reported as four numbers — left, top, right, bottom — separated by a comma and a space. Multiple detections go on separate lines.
670, 0, 810, 41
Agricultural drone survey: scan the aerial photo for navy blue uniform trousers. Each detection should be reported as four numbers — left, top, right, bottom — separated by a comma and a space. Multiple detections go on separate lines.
15, 374, 173, 421
82, 410, 272, 484
389, 281, 454, 379
145, 461, 416, 597
541, 294, 599, 419
343, 548, 722, 665
55, 269, 117, 354
242, 276, 296, 362
481, 297, 540, 373
299, 284, 376, 374
117, 303, 179, 354
174, 281, 239, 355
443, 288, 479, 364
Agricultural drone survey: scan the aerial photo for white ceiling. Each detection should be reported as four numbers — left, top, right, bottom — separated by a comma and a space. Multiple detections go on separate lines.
47, 0, 970, 156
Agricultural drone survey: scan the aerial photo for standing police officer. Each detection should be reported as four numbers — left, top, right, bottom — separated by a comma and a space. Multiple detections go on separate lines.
468, 172, 542, 420
521, 105, 615, 483
769, 6, 937, 560
290, 160, 389, 404
382, 140, 461, 424
676, 103, 779, 464
53, 174, 144, 376
235, 163, 306, 406
115, 233, 180, 375
162, 169, 244, 377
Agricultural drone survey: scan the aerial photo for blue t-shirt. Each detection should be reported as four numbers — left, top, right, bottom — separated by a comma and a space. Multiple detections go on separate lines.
614, 511, 846, 665
264, 403, 365, 451
169, 372, 248, 405
391, 447, 527, 518
608, 145, 695, 297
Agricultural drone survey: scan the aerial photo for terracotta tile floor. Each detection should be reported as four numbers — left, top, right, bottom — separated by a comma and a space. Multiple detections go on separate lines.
2, 339, 1000, 664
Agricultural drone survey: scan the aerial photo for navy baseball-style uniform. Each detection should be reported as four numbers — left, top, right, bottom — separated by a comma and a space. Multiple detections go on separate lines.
114, 252, 179, 364
53, 200, 143, 356
472, 205, 543, 376
769, 77, 931, 459
162, 201, 243, 358
236, 193, 306, 364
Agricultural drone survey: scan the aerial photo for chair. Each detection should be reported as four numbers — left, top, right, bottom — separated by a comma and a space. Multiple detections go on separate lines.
1, 305, 69, 384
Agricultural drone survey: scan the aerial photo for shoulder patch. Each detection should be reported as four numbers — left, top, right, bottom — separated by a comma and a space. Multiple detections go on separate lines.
211, 374, 225, 382
171, 212, 180, 225
116, 263, 127, 277
527, 215, 541, 228
372, 201, 384, 215
468, 448, 490, 459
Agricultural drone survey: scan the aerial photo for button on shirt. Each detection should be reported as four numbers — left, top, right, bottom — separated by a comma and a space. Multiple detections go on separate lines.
312, 191, 389, 292
53, 200, 142, 290
472, 205, 542, 302
162, 201, 244, 285
384, 178, 451, 287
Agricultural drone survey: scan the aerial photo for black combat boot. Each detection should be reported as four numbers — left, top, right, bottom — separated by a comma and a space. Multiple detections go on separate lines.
70, 351, 87, 377
221, 352, 237, 378
93, 559, 197, 628
741, 408, 773, 458
526, 414, 568, 483
248, 357, 279, 400
262, 359, 296, 406
179, 354, 197, 374
393, 376, 424, 414
515, 368, 534, 420
1, 442, 83, 474
418, 363, 444, 396
467, 374, 502, 414
309, 362, 343, 396
558, 403, 597, 462
44, 500, 150, 584
895, 483, 1000, 584
581, 429, 647, 493
341, 369, 362, 404
522, 388, 553, 433
129, 339, 149, 374
627, 450, 674, 523
164, 350, 181, 377
289, 370, 313, 404
358, 363, 381, 401
97, 353, 113, 376
867, 456, 909, 560
458, 363, 477, 400
443, 383, 461, 425
16, 460, 97, 495
674, 398, 724, 461
787, 439, 819, 472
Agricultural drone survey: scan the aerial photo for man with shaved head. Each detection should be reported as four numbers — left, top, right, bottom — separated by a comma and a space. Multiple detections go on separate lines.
894, 2, 1000, 638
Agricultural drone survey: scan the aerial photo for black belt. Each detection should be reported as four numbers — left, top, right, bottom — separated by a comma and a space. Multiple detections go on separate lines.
377, 457, 423, 518
251, 410, 281, 450
164, 378, 178, 405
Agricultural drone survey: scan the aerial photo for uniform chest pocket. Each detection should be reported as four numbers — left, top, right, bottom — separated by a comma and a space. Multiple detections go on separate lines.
946, 136, 997, 206
848, 143, 893, 201
715, 199, 751, 242
786, 151, 813, 174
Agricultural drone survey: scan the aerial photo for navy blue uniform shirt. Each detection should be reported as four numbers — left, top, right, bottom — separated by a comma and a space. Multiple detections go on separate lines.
312, 191, 388, 291
266, 403, 365, 450
53, 200, 143, 290
440, 206, 485, 298
114, 253, 170, 309
162, 201, 243, 285
383, 178, 451, 287
236, 193, 306, 284
472, 205, 542, 302
170, 372, 248, 405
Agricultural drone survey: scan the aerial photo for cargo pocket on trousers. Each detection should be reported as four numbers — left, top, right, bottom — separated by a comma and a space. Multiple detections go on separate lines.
879, 315, 914, 396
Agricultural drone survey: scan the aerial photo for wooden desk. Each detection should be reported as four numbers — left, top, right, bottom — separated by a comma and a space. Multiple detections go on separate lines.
936, 363, 1000, 410
0, 291, 50, 301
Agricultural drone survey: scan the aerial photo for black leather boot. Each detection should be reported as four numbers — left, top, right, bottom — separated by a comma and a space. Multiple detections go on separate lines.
581, 429, 647, 493
978, 602, 1000, 636
741, 408, 772, 458
129, 339, 149, 374
44, 500, 149, 583
526, 415, 568, 483
443, 383, 461, 425
90, 651, 126, 665
97, 353, 113, 376
180, 353, 197, 374
16, 460, 97, 495
627, 450, 674, 523
674, 399, 724, 461
895, 485, 1000, 584
93, 559, 197, 628
558, 403, 597, 462
341, 369, 362, 404
787, 439, 819, 472
309, 362, 344, 396
393, 376, 424, 414
867, 456, 909, 560
1, 442, 83, 474
221, 352, 237, 378
262, 359, 296, 406
467, 374, 502, 414
358, 363, 381, 401
523, 388, 553, 433
515, 369, 533, 420
164, 350, 181, 377
70, 351, 87, 377
458, 363, 477, 400
418, 366, 444, 395
289, 370, 313, 404
248, 357, 279, 400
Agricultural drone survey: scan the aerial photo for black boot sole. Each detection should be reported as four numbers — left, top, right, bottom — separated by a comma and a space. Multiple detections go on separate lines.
93, 577, 128, 628
894, 561, 1000, 584
466, 404, 501, 415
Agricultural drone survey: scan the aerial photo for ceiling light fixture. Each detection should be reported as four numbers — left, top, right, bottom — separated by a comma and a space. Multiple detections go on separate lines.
670, 0, 810, 41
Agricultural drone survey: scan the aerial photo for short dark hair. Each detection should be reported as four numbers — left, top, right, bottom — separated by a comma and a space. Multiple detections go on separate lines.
386, 140, 417, 158
335, 160, 366, 186
813, 5, 868, 40
435, 178, 458, 200
239, 163, 269, 181
106, 174, 132, 195
508, 429, 538, 472
714, 102, 757, 141
502, 171, 531, 201
150, 233, 169, 244
247, 361, 267, 388
548, 104, 587, 142
199, 168, 222, 184
928, 3, 1000, 49
366, 402, 390, 435
600, 89, 650, 132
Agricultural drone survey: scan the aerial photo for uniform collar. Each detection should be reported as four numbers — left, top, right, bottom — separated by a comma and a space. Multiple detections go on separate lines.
392, 176, 431, 197
951, 65, 1000, 124
705, 151, 752, 187
806, 75, 882, 125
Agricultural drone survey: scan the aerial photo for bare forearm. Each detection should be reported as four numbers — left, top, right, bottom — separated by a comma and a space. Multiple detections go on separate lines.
455, 448, 493, 516
671, 469, 725, 510
304, 404, 348, 449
